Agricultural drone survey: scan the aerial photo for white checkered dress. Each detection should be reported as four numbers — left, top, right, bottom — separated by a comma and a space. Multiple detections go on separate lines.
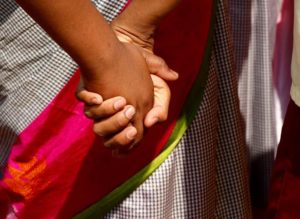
105, 1, 251, 218
1, 0, 251, 218
0, 0, 127, 169
229, 0, 283, 208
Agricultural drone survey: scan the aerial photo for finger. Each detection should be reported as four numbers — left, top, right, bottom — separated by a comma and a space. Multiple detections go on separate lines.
108, 111, 145, 150
142, 51, 179, 81
131, 113, 145, 145
77, 90, 103, 105
93, 105, 136, 136
144, 75, 171, 127
103, 125, 137, 149
84, 96, 127, 119
76, 77, 103, 105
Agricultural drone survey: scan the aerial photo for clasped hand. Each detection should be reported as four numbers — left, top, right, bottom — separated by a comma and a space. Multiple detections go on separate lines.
77, 22, 178, 155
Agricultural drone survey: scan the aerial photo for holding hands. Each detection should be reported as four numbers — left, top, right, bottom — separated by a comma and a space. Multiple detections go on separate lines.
17, 0, 180, 154
78, 17, 178, 153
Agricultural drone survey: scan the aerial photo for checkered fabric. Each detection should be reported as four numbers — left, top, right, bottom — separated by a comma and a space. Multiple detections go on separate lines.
229, 0, 282, 207
0, 0, 127, 168
104, 1, 252, 218
1, 0, 252, 217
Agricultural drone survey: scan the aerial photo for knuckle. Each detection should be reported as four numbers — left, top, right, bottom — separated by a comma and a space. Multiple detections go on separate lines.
93, 125, 105, 137
116, 115, 128, 128
98, 103, 112, 116
100, 107, 110, 117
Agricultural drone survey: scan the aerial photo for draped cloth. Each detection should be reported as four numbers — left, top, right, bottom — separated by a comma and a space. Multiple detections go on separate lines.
0, 0, 251, 218
103, 1, 252, 218
229, 0, 290, 209
268, 1, 300, 218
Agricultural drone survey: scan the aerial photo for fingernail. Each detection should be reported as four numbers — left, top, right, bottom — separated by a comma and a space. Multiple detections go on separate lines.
114, 98, 126, 110
126, 128, 137, 140
124, 107, 136, 119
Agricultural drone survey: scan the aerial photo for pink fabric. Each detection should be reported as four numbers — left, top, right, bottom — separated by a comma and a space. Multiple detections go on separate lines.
0, 73, 96, 218
0, 0, 214, 218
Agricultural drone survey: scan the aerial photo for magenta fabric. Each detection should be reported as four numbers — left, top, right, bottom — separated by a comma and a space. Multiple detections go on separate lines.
0, 0, 214, 218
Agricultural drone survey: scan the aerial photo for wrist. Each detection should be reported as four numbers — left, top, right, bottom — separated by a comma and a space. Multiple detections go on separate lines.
111, 17, 156, 52
80, 36, 124, 82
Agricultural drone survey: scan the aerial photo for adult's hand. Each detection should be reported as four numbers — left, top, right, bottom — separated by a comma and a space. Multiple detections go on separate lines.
81, 41, 154, 150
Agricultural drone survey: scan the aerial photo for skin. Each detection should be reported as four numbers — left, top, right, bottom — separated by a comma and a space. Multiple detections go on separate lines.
17, 0, 180, 153
78, 0, 181, 152
78, 69, 176, 152
16, 0, 157, 148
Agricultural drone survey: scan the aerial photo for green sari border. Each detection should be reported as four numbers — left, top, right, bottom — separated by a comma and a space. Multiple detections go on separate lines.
74, 1, 217, 218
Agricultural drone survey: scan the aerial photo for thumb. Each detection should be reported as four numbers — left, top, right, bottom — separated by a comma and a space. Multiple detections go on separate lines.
144, 75, 171, 128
